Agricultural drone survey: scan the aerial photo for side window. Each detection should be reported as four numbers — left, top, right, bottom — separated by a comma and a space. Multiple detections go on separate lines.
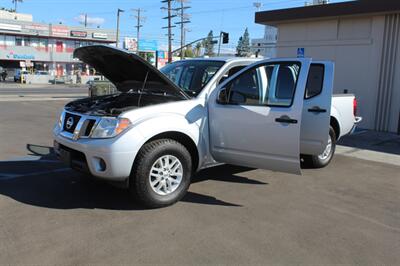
217, 65, 246, 85
228, 68, 260, 105
305, 64, 324, 99
222, 62, 300, 107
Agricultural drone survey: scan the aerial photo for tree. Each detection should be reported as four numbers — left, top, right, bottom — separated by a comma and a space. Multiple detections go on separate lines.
242, 28, 251, 56
12, 0, 23, 12
184, 45, 194, 58
236, 28, 251, 57
194, 42, 202, 57
204, 30, 215, 56
236, 36, 243, 57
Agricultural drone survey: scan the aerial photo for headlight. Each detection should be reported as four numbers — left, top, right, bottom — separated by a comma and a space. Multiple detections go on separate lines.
91, 117, 131, 138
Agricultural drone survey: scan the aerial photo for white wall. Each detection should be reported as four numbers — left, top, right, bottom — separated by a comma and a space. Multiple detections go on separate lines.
274, 15, 396, 131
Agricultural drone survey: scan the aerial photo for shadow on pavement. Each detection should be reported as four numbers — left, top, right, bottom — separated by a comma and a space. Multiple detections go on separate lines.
338, 130, 400, 155
0, 145, 267, 210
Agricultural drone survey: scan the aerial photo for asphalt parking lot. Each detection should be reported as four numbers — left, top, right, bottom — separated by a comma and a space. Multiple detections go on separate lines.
0, 85, 399, 265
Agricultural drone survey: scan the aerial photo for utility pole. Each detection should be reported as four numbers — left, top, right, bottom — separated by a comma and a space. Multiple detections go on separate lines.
175, 0, 191, 59
84, 13, 88, 27
13, 0, 18, 12
161, 0, 176, 63
132, 8, 145, 53
116, 8, 124, 48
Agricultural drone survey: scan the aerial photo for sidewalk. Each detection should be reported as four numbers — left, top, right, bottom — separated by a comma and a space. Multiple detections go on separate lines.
0, 82, 86, 89
337, 130, 400, 166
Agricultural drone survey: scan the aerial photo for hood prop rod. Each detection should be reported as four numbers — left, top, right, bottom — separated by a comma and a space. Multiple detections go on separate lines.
137, 70, 149, 107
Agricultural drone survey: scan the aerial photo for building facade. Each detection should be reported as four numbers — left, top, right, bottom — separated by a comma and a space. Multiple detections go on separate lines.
255, 0, 400, 133
0, 10, 116, 76
251, 25, 278, 58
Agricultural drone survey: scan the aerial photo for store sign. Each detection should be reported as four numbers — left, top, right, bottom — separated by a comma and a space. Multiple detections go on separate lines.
24, 24, 48, 32
92, 32, 108, 39
7, 54, 35, 60
157, 51, 168, 68
139, 39, 158, 52
0, 23, 22, 32
51, 26, 69, 37
157, 50, 167, 59
71, 30, 87, 38
124, 37, 137, 51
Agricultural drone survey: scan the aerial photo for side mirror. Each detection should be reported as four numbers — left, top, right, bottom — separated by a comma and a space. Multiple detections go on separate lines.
216, 87, 228, 104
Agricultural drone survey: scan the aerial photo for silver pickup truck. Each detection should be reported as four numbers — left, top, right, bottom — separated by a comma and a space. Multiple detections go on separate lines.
53, 45, 361, 208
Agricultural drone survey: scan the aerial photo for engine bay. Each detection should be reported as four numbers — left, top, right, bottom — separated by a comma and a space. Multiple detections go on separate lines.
65, 92, 182, 116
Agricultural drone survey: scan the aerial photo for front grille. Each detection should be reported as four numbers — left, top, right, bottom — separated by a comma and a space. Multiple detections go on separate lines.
83, 119, 97, 137
63, 112, 81, 133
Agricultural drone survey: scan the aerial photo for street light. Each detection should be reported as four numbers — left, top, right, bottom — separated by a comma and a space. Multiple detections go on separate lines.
116, 8, 125, 48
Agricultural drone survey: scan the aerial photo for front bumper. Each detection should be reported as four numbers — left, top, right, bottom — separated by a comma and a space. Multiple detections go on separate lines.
53, 125, 145, 181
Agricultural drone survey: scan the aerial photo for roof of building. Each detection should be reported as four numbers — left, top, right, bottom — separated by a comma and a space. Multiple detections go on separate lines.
255, 0, 400, 25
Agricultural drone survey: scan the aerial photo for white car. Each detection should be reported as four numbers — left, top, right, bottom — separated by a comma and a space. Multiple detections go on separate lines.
53, 45, 361, 208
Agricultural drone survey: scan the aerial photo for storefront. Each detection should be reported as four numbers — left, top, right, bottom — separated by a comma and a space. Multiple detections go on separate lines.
0, 10, 116, 78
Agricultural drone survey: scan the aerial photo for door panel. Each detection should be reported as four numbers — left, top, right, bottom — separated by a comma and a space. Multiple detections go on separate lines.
208, 59, 311, 175
301, 62, 334, 155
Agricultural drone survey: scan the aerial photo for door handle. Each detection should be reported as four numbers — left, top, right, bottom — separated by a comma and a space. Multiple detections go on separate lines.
308, 106, 327, 113
275, 116, 298, 124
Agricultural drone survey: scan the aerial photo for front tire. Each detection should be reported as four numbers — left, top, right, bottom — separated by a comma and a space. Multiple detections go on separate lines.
305, 126, 336, 168
130, 139, 192, 208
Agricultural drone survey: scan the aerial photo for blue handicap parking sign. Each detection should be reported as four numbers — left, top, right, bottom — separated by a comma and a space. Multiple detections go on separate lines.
297, 48, 305, 58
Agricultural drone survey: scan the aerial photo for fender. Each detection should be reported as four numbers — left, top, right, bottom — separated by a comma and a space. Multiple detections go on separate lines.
127, 112, 207, 171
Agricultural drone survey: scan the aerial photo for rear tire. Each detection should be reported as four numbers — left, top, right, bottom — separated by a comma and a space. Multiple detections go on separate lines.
304, 126, 336, 168
130, 139, 192, 208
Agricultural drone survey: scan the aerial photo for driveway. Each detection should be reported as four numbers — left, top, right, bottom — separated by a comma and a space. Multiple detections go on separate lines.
0, 98, 399, 265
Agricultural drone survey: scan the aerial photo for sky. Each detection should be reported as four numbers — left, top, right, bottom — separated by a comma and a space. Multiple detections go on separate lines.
1, 0, 351, 50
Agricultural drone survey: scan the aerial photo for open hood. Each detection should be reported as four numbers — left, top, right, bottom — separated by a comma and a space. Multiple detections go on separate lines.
73, 45, 189, 99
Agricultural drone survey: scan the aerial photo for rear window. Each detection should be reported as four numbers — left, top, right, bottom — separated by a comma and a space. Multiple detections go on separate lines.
161, 60, 225, 97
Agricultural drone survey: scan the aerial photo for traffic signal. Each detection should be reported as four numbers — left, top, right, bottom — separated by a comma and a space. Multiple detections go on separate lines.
222, 32, 229, 44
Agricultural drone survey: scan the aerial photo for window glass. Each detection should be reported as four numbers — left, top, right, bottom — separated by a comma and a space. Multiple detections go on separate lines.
39, 38, 48, 48
223, 62, 300, 107
30, 38, 39, 47
161, 60, 224, 97
15, 37, 23, 46
228, 68, 260, 105
5, 35, 15, 46
178, 66, 195, 91
305, 64, 324, 99
24, 37, 30, 46
267, 64, 300, 107
217, 65, 246, 85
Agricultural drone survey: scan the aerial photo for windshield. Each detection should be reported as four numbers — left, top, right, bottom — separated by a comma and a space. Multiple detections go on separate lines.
160, 60, 225, 97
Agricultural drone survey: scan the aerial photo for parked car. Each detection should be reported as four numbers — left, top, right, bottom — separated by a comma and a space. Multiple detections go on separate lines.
14, 69, 29, 82
34, 70, 49, 75
53, 45, 361, 208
